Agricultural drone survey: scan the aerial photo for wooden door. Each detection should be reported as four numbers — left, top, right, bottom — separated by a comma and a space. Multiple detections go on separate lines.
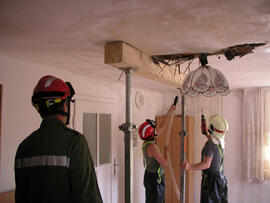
156, 115, 194, 203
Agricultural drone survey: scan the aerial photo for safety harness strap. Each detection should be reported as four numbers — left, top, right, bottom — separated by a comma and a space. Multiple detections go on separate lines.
142, 141, 162, 183
217, 144, 224, 172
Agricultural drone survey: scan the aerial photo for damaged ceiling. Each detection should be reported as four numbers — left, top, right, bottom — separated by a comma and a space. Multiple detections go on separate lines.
0, 0, 270, 91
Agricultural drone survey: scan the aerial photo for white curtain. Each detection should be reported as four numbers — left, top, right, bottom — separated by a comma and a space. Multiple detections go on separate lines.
243, 87, 270, 183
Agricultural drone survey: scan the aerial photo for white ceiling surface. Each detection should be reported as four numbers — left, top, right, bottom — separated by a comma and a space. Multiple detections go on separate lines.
0, 0, 270, 91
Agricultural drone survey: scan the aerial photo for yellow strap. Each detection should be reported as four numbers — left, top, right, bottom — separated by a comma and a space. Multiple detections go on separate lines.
34, 104, 39, 111
45, 98, 62, 108
54, 98, 62, 103
157, 167, 162, 183
142, 141, 162, 182
142, 141, 155, 150
142, 141, 155, 168
217, 144, 223, 171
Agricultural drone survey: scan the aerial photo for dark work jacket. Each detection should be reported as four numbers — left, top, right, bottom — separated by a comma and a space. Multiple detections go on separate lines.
15, 118, 103, 203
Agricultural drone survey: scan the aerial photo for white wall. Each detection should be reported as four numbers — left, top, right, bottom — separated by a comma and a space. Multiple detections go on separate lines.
132, 89, 163, 203
224, 90, 270, 203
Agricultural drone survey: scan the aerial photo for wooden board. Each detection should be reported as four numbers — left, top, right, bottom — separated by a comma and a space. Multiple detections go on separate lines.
104, 41, 185, 88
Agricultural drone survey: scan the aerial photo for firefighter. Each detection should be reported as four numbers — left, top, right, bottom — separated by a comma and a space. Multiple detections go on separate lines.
14, 75, 103, 203
180, 115, 229, 203
139, 104, 176, 203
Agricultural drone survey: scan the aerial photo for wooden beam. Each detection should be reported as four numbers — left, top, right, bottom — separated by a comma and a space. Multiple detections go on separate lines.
104, 41, 185, 88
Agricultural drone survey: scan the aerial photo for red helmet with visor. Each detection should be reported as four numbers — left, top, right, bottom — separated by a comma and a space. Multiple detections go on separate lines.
32, 75, 72, 103
139, 119, 156, 140
31, 75, 75, 123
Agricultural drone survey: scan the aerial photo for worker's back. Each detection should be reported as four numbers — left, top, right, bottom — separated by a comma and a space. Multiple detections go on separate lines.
15, 117, 103, 203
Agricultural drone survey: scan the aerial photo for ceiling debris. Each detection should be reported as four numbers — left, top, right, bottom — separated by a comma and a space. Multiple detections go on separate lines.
151, 42, 267, 75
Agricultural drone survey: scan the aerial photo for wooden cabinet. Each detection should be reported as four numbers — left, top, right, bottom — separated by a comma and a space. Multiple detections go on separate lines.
156, 115, 194, 203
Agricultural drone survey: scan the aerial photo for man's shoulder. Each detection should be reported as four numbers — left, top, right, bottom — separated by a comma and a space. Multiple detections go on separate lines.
19, 129, 39, 145
203, 139, 216, 151
61, 128, 87, 145
64, 127, 83, 136
142, 140, 156, 149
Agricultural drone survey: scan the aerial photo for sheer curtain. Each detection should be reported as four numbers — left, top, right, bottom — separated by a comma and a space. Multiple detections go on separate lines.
263, 90, 270, 180
243, 87, 270, 182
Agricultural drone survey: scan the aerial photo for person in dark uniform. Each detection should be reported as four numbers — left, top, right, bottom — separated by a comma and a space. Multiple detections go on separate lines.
14, 75, 103, 203
138, 104, 176, 203
180, 115, 229, 203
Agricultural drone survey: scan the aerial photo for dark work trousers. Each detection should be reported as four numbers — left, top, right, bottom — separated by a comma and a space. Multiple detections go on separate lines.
143, 171, 165, 203
201, 170, 228, 203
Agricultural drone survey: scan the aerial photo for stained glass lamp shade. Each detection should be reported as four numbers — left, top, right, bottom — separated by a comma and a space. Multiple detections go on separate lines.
181, 65, 230, 97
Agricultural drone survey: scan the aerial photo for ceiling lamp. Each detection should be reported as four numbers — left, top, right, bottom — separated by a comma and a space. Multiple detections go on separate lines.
151, 42, 266, 97
180, 54, 230, 97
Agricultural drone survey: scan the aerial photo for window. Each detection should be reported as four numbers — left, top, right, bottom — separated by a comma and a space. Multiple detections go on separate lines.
83, 113, 111, 167
99, 113, 111, 165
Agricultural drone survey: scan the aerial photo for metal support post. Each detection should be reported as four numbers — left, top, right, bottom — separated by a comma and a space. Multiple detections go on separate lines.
179, 94, 187, 203
118, 68, 135, 203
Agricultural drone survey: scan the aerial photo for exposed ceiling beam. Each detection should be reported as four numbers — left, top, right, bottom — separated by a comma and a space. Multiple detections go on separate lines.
104, 41, 185, 88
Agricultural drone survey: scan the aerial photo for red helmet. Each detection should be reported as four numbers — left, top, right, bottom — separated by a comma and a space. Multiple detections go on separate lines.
32, 75, 72, 103
139, 120, 155, 140
31, 75, 75, 116
31, 75, 75, 124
